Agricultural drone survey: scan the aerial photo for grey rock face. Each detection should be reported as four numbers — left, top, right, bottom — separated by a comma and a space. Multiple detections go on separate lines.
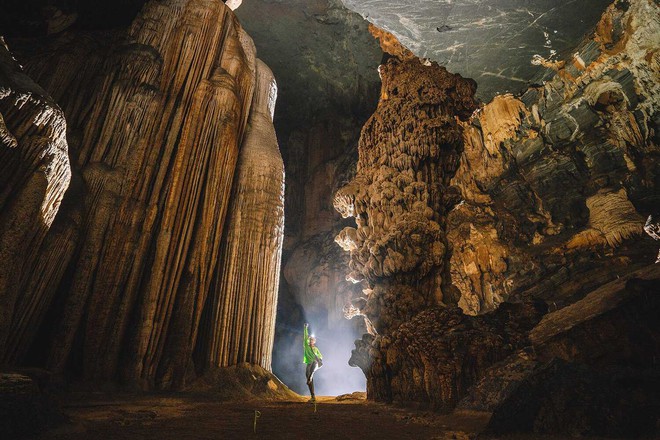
340, 0, 611, 100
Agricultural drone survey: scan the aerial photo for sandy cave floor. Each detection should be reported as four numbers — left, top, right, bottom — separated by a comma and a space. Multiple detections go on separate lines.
26, 393, 620, 440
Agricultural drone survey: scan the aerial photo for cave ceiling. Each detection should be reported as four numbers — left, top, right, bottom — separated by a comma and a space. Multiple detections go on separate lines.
2, 0, 615, 107
339, 0, 612, 100
235, 0, 382, 130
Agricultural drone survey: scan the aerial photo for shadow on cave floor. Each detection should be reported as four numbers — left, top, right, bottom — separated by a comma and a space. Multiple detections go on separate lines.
26, 393, 618, 440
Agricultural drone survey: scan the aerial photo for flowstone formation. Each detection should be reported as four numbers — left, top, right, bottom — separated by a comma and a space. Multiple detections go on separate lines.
336, 0, 659, 418
334, 51, 478, 331
200, 60, 284, 372
0, 39, 71, 358
334, 28, 494, 406
0, 0, 285, 390
333, 37, 478, 331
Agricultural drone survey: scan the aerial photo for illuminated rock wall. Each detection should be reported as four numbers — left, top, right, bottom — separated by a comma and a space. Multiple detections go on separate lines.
449, 0, 659, 315
333, 29, 478, 335
201, 60, 284, 371
0, 41, 71, 363
0, 0, 283, 390
337, 0, 659, 411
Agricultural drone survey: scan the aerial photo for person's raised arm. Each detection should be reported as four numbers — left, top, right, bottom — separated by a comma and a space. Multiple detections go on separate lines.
303, 323, 309, 348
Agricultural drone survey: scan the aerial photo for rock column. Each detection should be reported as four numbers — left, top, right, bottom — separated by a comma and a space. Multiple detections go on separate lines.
202, 60, 285, 371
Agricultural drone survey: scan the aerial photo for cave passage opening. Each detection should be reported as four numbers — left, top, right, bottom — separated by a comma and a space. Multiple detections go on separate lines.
234, 0, 383, 395
272, 307, 366, 396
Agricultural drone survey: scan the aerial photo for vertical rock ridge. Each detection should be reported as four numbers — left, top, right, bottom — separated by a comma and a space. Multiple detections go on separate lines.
335, 0, 658, 412
333, 49, 477, 335
201, 59, 284, 371
0, 41, 71, 365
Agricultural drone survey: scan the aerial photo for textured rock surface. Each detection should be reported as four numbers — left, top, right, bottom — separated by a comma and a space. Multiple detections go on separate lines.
334, 28, 488, 408
449, 0, 660, 315
1, 0, 282, 390
349, 302, 546, 411
336, 0, 659, 413
200, 60, 284, 372
187, 363, 298, 401
0, 39, 71, 365
459, 267, 660, 437
333, 44, 478, 335
340, 0, 613, 100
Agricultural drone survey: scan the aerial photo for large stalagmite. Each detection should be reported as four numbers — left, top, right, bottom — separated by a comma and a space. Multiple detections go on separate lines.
0, 0, 283, 390
202, 60, 285, 371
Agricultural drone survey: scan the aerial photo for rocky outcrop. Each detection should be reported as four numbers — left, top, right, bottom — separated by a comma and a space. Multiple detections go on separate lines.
459, 265, 660, 437
333, 44, 478, 335
188, 363, 298, 401
336, 0, 658, 413
449, 0, 660, 314
334, 27, 485, 406
349, 302, 546, 411
1, 0, 282, 390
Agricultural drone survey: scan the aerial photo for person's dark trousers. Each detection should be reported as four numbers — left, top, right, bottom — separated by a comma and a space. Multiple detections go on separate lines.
306, 361, 318, 396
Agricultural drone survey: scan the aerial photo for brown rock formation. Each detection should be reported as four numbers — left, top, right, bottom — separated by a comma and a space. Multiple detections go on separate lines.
334, 27, 484, 407
349, 301, 546, 410
460, 265, 660, 437
336, 0, 658, 413
368, 24, 415, 61
0, 39, 71, 364
200, 60, 284, 371
1, 0, 282, 390
449, 0, 659, 314
333, 53, 477, 335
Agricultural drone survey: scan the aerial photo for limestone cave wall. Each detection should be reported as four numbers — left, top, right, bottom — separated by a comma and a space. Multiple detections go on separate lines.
449, 0, 659, 315
0, 0, 284, 390
336, 0, 659, 413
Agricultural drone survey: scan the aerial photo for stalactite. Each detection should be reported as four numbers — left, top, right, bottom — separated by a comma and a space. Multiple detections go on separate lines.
203, 59, 284, 371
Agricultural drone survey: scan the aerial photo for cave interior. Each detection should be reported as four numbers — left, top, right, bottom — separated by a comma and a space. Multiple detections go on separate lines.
0, 0, 659, 439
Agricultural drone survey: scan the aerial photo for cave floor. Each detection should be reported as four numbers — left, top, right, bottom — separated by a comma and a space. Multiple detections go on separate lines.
28, 393, 617, 440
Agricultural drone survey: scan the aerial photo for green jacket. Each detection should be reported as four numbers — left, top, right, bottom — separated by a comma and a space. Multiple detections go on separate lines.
303, 325, 323, 364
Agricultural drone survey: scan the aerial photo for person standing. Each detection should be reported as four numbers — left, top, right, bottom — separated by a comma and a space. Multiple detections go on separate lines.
303, 323, 323, 402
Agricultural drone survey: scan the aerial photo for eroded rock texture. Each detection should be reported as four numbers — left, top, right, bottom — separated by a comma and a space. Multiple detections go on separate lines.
1, 0, 283, 390
334, 27, 485, 407
200, 60, 284, 372
334, 30, 478, 334
449, 0, 659, 315
0, 39, 71, 365
337, 0, 658, 412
